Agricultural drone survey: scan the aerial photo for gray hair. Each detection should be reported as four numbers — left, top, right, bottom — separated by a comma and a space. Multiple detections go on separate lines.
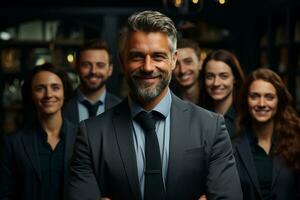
118, 10, 177, 56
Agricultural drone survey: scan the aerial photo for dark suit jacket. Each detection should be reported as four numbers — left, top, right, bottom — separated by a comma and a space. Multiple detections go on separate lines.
223, 105, 236, 139
63, 91, 121, 124
0, 120, 77, 200
68, 93, 242, 200
233, 132, 300, 200
204, 105, 236, 140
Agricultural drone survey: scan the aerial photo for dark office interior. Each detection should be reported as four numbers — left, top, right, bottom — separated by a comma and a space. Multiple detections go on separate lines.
0, 0, 300, 133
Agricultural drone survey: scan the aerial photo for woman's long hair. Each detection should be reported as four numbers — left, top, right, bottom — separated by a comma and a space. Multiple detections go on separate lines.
236, 68, 300, 170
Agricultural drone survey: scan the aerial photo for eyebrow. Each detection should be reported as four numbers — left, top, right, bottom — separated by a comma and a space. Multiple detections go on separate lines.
129, 49, 168, 54
249, 92, 276, 95
34, 83, 62, 87
206, 72, 230, 75
183, 57, 193, 61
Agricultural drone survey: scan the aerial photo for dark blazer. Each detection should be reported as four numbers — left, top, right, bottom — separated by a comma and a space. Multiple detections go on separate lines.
68, 93, 242, 200
223, 105, 236, 139
233, 132, 300, 200
203, 105, 236, 140
63, 91, 121, 124
0, 120, 77, 200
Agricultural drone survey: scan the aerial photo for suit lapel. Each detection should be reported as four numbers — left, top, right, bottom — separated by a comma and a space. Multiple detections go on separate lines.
166, 94, 190, 198
21, 128, 42, 182
236, 134, 262, 198
113, 99, 141, 200
105, 93, 112, 110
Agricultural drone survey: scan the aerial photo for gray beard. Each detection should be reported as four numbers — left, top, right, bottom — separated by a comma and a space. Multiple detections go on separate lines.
127, 71, 171, 103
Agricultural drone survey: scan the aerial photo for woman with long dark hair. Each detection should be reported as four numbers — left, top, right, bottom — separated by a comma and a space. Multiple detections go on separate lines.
0, 63, 77, 200
234, 68, 300, 200
200, 49, 245, 139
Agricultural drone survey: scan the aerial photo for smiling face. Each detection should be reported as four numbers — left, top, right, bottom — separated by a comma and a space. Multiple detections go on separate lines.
121, 31, 177, 107
31, 71, 64, 117
173, 47, 201, 88
248, 79, 278, 124
77, 49, 112, 93
204, 60, 235, 103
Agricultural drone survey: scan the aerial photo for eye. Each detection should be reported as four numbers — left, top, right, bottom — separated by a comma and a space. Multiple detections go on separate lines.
205, 73, 214, 80
128, 53, 144, 61
34, 85, 44, 92
96, 62, 108, 69
265, 94, 275, 100
80, 62, 92, 68
152, 54, 167, 62
219, 73, 229, 80
248, 93, 259, 100
184, 59, 193, 65
51, 84, 62, 91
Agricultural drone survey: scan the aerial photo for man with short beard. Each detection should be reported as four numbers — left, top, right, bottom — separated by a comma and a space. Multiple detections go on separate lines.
68, 10, 242, 200
63, 39, 121, 123
171, 38, 202, 105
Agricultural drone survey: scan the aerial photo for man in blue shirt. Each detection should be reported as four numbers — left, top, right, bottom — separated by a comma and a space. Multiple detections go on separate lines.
63, 39, 121, 123
68, 10, 242, 200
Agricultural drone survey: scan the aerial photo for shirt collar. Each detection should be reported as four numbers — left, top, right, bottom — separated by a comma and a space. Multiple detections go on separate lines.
36, 120, 67, 142
246, 128, 277, 148
77, 88, 106, 104
128, 88, 172, 119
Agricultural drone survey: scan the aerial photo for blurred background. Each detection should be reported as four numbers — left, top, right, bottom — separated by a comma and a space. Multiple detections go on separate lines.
0, 0, 299, 133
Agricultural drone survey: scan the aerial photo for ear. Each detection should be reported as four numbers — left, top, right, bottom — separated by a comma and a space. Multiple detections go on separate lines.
171, 50, 178, 71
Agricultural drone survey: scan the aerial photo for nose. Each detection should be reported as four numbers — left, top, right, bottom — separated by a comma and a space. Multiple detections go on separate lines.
142, 55, 155, 72
45, 87, 53, 98
90, 64, 97, 74
258, 97, 266, 107
213, 76, 221, 86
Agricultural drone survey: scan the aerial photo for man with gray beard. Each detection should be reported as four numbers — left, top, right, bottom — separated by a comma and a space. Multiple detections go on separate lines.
68, 10, 242, 200
63, 39, 121, 123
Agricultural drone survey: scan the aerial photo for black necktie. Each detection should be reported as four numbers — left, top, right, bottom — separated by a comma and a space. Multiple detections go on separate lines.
81, 100, 102, 117
134, 111, 165, 200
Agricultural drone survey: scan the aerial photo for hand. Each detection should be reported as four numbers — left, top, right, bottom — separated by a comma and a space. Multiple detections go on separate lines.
101, 198, 111, 200
199, 195, 207, 200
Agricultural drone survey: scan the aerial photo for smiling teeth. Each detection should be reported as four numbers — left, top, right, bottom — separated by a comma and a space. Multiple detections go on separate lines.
180, 74, 191, 80
255, 110, 269, 114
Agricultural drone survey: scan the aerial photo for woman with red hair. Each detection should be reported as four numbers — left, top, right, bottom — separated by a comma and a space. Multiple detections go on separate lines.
234, 68, 300, 200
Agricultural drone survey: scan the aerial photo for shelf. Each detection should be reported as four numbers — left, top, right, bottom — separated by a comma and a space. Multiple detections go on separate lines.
0, 39, 83, 48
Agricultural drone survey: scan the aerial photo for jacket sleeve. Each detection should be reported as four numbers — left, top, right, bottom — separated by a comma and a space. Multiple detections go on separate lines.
67, 121, 102, 200
206, 115, 243, 200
